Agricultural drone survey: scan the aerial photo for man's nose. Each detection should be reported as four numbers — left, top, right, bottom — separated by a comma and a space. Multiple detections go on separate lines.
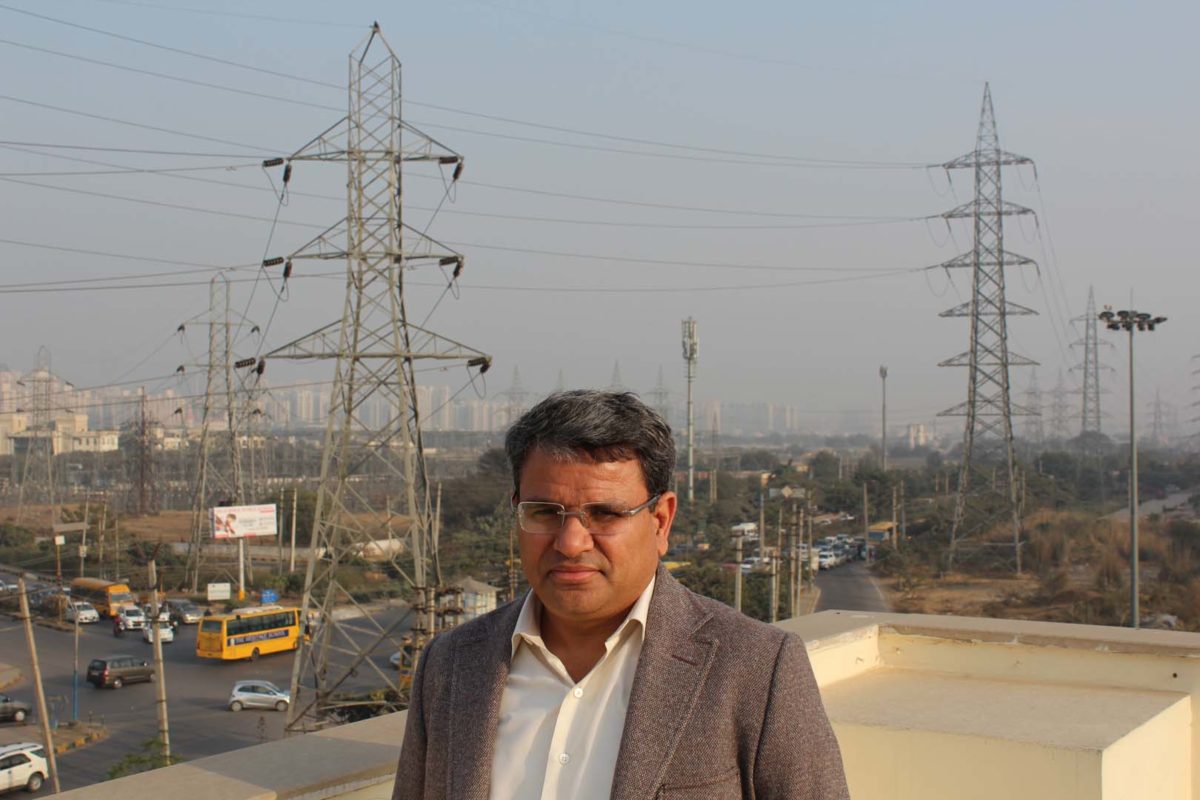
554, 514, 593, 558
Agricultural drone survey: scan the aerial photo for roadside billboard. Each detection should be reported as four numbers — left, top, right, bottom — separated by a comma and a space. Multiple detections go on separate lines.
211, 504, 278, 539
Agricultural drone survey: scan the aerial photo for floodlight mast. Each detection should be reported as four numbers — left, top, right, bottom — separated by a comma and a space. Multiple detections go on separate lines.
1099, 304, 1167, 629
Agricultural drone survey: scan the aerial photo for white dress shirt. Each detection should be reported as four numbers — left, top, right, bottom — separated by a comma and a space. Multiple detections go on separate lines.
488, 576, 656, 800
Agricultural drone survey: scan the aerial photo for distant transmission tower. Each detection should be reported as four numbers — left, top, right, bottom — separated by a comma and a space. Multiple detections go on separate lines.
16, 347, 57, 525
184, 275, 247, 592
1049, 368, 1072, 441
607, 361, 627, 392
1022, 370, 1044, 447
646, 366, 670, 423
267, 26, 491, 731
1071, 286, 1111, 442
937, 84, 1036, 573
682, 318, 698, 506
497, 366, 529, 430
1148, 389, 1166, 447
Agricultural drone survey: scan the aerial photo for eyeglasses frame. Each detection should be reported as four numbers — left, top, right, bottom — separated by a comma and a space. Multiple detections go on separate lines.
513, 494, 663, 536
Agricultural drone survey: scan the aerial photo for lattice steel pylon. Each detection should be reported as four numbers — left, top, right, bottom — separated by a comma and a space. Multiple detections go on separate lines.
16, 347, 57, 525
646, 365, 670, 423
937, 84, 1037, 573
268, 25, 491, 731
1022, 369, 1044, 447
1049, 368, 1072, 441
183, 275, 248, 592
1071, 286, 1111, 443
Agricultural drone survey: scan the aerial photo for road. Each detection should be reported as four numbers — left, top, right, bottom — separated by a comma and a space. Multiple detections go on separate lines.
0, 595, 412, 793
815, 561, 890, 613
1106, 490, 1193, 520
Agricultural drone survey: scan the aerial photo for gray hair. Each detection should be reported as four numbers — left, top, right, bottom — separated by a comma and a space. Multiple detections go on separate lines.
505, 390, 675, 497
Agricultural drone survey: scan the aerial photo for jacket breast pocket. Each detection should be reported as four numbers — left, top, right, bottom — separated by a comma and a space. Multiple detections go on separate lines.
656, 765, 740, 799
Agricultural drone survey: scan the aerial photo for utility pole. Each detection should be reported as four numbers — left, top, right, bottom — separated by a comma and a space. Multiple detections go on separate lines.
682, 318, 699, 507
768, 547, 779, 624
1099, 307, 1167, 629
270, 25, 492, 731
18, 579, 60, 795
289, 483, 298, 573
879, 365, 889, 471
148, 560, 171, 759
938, 84, 1035, 572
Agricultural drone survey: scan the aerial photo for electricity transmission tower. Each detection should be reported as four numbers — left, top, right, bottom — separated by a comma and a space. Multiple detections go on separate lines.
1049, 368, 1072, 441
607, 361, 627, 392
16, 347, 57, 524
646, 366, 670, 423
1022, 370, 1044, 447
937, 84, 1036, 572
1148, 389, 1167, 447
184, 275, 249, 592
497, 366, 529, 430
1071, 286, 1111, 443
265, 26, 491, 731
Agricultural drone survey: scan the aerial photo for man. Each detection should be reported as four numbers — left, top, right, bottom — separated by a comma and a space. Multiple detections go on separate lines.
394, 391, 848, 800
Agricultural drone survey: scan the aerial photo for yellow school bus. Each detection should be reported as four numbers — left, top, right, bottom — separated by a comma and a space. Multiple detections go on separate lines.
69, 578, 137, 618
195, 605, 301, 661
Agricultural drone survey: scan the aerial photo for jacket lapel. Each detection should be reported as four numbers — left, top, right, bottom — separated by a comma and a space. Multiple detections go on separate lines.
446, 596, 523, 800
609, 566, 717, 800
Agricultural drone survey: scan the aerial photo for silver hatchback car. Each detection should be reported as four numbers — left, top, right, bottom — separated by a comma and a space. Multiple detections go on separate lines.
228, 680, 290, 712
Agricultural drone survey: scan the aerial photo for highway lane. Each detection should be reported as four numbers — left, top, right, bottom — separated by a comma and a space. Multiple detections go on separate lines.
0, 601, 413, 791
815, 561, 890, 613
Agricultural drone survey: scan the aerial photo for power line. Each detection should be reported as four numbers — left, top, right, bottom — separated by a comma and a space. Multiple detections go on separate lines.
0, 5, 933, 168
83, 0, 364, 29
3, 142, 927, 231
0, 141, 267, 158
0, 94, 273, 153
3, 180, 921, 273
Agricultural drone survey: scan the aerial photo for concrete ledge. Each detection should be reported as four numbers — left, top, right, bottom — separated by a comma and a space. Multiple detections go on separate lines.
56, 712, 406, 800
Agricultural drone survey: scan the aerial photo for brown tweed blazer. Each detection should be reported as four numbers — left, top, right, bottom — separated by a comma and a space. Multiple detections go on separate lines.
393, 563, 849, 799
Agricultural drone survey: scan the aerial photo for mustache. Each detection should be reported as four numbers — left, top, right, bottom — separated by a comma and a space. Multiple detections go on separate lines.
542, 555, 607, 571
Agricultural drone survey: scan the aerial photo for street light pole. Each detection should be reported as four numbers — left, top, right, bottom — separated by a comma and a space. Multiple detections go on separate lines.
1099, 307, 1167, 630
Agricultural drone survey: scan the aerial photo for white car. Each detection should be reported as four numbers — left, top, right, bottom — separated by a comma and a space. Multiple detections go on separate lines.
116, 606, 146, 631
818, 551, 837, 570
142, 621, 174, 645
65, 601, 99, 624
0, 742, 48, 793
228, 681, 289, 712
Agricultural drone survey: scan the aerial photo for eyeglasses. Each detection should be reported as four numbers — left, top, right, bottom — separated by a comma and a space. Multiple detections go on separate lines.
515, 495, 661, 536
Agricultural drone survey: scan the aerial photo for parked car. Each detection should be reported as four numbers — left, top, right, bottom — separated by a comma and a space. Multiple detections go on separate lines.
0, 695, 31, 724
142, 621, 174, 645
818, 550, 837, 570
86, 655, 154, 689
228, 680, 289, 712
163, 599, 204, 625
0, 581, 17, 595
65, 601, 99, 624
0, 742, 47, 793
115, 606, 146, 632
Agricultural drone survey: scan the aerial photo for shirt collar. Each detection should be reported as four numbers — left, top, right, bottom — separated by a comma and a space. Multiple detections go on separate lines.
511, 573, 657, 659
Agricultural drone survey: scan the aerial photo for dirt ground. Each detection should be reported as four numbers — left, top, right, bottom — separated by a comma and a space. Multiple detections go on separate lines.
879, 572, 1040, 617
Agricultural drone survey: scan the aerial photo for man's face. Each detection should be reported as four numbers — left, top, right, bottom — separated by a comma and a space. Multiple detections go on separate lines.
516, 448, 676, 629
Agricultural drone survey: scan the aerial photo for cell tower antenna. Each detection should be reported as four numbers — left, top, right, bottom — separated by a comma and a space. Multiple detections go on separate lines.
265, 25, 491, 731
682, 318, 698, 506
937, 84, 1037, 573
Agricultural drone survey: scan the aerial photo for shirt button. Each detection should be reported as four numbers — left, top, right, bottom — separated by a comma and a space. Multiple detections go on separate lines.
559, 753, 570, 765
572, 687, 583, 698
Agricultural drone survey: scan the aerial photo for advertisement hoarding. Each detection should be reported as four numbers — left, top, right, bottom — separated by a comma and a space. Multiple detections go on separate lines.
210, 504, 278, 539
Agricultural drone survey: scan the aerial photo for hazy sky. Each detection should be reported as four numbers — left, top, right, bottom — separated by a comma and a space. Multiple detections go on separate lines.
1, 0, 1196, 435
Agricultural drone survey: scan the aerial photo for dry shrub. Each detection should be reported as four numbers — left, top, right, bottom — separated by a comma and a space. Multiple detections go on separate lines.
1095, 551, 1125, 591
1037, 569, 1070, 603
1181, 578, 1200, 626
1159, 546, 1196, 586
